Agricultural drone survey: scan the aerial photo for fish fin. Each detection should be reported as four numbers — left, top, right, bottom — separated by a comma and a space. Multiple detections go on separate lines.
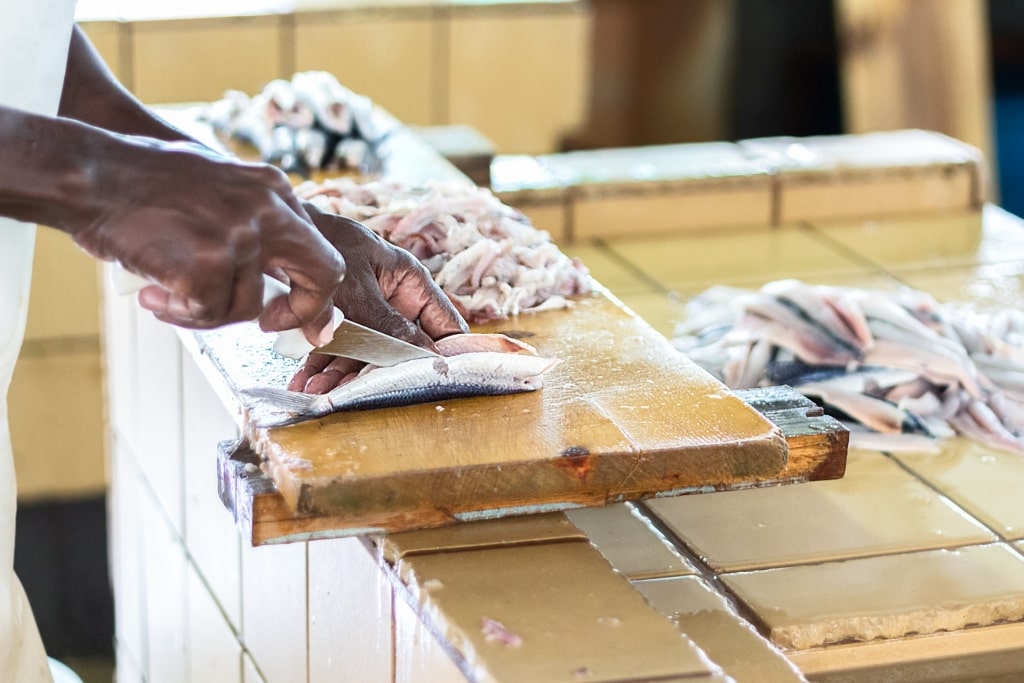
242, 387, 330, 416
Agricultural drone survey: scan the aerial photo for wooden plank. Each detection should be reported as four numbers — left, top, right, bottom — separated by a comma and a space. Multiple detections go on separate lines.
242, 291, 792, 521
218, 384, 846, 546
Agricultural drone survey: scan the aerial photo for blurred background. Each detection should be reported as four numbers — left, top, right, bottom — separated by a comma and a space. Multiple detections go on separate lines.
11, 0, 1021, 679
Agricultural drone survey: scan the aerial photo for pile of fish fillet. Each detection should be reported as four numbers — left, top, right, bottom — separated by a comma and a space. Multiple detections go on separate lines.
199, 71, 386, 175
672, 279, 1024, 454
297, 178, 592, 323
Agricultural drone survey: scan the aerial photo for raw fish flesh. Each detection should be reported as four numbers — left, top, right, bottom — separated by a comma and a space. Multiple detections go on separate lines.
244, 333, 559, 422
673, 279, 1024, 454
297, 178, 592, 323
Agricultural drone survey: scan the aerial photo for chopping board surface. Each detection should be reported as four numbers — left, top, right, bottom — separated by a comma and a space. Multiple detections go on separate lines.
195, 286, 793, 526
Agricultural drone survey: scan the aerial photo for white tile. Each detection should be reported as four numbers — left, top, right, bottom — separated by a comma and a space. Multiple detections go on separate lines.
309, 537, 392, 683
241, 541, 307, 683
134, 313, 184, 535
183, 353, 242, 627
188, 563, 242, 683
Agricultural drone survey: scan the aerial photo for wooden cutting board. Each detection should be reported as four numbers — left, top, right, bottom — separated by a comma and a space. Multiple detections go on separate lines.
186, 284, 846, 539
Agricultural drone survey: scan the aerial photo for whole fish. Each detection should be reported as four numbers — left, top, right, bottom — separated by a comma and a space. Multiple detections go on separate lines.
244, 335, 560, 422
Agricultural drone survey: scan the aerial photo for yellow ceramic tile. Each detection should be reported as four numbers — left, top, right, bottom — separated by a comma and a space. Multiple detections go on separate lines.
807, 209, 995, 272
132, 16, 284, 105
604, 226, 871, 295
187, 564, 242, 683
9, 350, 107, 500
560, 243, 657, 295
613, 290, 687, 339
566, 503, 696, 580
141, 486, 188, 683
382, 513, 586, 562
79, 21, 127, 83
896, 259, 1024, 311
309, 537, 393, 683
24, 228, 102, 340
645, 450, 995, 572
182, 354, 242, 627
892, 439, 1024, 541
634, 576, 805, 682
741, 130, 983, 224
779, 170, 976, 225
399, 542, 717, 681
514, 200, 569, 245
448, 7, 589, 154
573, 185, 774, 240
395, 592, 467, 683
722, 543, 1024, 650
295, 9, 436, 125
241, 541, 307, 683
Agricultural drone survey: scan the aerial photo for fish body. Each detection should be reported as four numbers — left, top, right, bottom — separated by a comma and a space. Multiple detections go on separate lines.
673, 278, 1024, 454
246, 350, 559, 422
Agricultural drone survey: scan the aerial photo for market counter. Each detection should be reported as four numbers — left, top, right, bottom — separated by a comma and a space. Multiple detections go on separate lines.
104, 117, 1024, 681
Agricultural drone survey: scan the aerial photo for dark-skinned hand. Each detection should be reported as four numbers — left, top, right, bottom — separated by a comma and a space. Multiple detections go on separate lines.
68, 137, 347, 344
287, 205, 469, 394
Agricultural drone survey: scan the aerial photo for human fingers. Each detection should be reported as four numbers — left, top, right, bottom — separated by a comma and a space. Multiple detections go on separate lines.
383, 263, 469, 339
137, 256, 265, 327
293, 354, 364, 394
259, 230, 347, 344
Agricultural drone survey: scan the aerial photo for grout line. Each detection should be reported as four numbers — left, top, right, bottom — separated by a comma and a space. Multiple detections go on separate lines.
630, 500, 774, 638
796, 220, 912, 285
879, 449, 1017, 545
592, 237, 674, 294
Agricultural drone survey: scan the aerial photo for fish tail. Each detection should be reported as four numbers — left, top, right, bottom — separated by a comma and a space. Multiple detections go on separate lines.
242, 387, 332, 416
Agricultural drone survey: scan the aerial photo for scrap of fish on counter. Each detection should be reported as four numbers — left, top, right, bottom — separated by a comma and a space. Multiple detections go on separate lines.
244, 333, 560, 424
297, 177, 592, 323
672, 279, 1024, 454
199, 71, 388, 175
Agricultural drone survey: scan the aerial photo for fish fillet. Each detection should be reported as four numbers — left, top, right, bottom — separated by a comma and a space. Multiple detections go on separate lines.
244, 333, 560, 422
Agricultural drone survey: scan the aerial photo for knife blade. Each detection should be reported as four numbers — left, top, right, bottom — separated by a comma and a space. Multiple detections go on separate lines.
111, 266, 440, 366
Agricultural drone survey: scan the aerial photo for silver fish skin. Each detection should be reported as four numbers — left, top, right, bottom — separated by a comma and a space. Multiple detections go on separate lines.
245, 351, 560, 421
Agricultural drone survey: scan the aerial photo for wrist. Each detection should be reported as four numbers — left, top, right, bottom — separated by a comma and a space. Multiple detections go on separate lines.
0, 107, 99, 231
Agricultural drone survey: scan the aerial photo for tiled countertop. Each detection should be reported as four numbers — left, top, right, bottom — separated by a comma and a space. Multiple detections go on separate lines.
370, 204, 1024, 681
102, 105, 1024, 679
547, 205, 1024, 680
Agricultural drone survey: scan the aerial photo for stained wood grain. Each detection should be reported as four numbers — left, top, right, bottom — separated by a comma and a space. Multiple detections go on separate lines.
217, 384, 847, 546
241, 291, 795, 519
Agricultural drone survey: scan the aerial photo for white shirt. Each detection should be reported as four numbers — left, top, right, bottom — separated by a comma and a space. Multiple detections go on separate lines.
0, 2, 78, 680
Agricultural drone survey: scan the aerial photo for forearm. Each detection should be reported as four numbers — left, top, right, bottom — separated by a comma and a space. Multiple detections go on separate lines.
0, 104, 147, 233
59, 25, 194, 144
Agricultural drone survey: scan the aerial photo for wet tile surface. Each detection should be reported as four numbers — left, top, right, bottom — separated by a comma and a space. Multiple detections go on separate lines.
634, 576, 805, 682
381, 513, 586, 562
892, 439, 1024, 541
722, 543, 1024, 650
399, 542, 718, 681
566, 503, 695, 580
612, 291, 687, 339
561, 243, 660, 295
604, 225, 870, 292
645, 450, 995, 572
807, 208, 1014, 272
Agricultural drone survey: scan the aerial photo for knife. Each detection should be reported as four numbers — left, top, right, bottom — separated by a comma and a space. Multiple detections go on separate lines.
111, 266, 440, 366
